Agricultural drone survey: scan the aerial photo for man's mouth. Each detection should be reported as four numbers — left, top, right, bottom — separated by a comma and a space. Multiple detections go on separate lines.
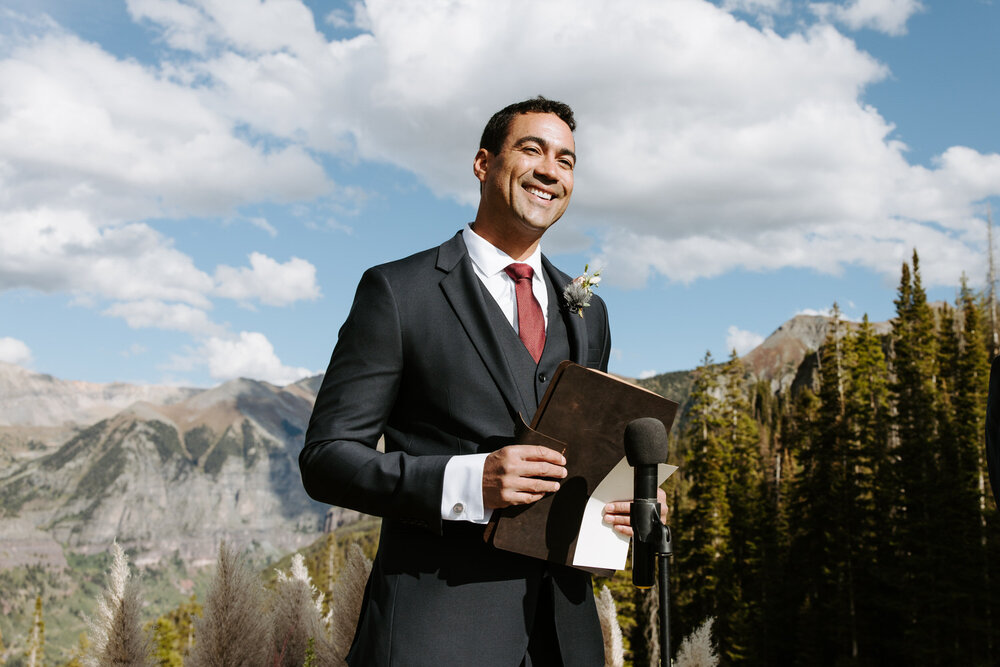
524, 185, 554, 201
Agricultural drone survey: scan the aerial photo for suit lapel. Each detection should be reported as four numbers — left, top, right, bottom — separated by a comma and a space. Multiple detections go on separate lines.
437, 232, 529, 418
542, 256, 587, 365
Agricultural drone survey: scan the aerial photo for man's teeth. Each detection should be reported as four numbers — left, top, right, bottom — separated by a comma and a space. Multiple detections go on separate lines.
525, 186, 553, 200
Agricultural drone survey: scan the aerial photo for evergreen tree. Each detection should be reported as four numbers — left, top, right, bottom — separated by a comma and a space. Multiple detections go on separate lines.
675, 353, 730, 659
890, 251, 942, 663
151, 617, 183, 667
842, 315, 895, 665
25, 595, 44, 667
951, 277, 994, 662
788, 305, 854, 665
719, 352, 764, 663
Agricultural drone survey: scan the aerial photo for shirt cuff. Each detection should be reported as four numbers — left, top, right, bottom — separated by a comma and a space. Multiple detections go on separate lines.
441, 453, 493, 524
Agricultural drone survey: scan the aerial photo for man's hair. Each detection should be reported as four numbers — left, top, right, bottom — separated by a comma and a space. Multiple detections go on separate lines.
478, 96, 576, 155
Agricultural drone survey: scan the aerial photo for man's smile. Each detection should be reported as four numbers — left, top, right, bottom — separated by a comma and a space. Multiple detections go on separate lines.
524, 185, 555, 201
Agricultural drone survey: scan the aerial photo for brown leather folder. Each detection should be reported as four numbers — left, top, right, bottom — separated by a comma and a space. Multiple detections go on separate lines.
485, 361, 679, 571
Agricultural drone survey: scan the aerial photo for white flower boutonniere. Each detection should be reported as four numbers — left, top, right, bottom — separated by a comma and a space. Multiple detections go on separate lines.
563, 264, 601, 317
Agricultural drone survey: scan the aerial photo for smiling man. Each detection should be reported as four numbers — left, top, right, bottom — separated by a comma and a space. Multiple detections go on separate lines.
301, 98, 620, 666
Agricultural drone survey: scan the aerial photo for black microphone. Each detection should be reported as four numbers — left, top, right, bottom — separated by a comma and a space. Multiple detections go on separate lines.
625, 417, 669, 589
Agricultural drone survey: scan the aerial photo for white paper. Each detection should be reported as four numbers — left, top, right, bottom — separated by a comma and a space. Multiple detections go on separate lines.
571, 459, 677, 570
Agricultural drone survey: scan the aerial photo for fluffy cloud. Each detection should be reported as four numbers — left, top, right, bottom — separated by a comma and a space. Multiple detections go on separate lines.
0, 27, 331, 221
0, 337, 33, 365
726, 326, 765, 356
200, 331, 313, 385
811, 0, 925, 36
103, 300, 225, 336
214, 252, 321, 306
115, 0, 993, 290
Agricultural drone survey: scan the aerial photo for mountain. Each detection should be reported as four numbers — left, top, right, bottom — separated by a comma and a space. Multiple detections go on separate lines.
0, 362, 198, 427
0, 369, 356, 568
635, 314, 893, 420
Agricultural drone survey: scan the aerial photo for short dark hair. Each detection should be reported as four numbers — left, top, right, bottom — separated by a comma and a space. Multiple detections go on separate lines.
478, 96, 576, 155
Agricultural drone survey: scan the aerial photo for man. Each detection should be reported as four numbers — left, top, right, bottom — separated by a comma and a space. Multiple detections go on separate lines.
986, 356, 1000, 508
301, 97, 644, 666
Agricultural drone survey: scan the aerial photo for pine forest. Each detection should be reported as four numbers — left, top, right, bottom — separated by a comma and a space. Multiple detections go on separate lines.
660, 250, 1000, 666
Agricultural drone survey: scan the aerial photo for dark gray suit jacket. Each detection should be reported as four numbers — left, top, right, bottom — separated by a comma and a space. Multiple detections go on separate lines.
986, 356, 1000, 509
300, 231, 611, 666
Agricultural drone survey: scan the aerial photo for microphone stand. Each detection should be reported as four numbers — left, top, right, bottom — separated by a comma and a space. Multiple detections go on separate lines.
632, 500, 674, 667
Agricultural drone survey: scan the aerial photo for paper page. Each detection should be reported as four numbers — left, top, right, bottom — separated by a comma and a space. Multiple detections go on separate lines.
571, 459, 677, 570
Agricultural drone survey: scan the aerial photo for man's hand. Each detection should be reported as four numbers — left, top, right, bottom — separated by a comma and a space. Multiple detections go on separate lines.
602, 487, 668, 537
483, 445, 567, 509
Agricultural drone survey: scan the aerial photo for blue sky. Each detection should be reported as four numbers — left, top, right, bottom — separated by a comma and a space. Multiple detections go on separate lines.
0, 0, 997, 387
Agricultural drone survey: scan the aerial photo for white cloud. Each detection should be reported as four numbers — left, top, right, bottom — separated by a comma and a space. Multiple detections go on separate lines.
0, 208, 214, 306
104, 300, 225, 336
0, 28, 331, 221
797, 307, 862, 322
726, 326, 765, 356
638, 369, 659, 380
0, 337, 32, 365
247, 216, 278, 237
811, 0, 925, 36
214, 252, 321, 306
114, 0, 993, 291
201, 331, 313, 385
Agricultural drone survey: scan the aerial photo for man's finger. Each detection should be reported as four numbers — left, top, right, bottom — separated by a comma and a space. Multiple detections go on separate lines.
512, 445, 566, 465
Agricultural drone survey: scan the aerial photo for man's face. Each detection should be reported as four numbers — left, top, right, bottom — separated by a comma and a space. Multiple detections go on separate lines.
474, 112, 576, 240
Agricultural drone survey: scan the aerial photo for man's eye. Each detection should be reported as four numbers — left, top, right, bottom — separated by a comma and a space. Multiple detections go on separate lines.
559, 159, 574, 170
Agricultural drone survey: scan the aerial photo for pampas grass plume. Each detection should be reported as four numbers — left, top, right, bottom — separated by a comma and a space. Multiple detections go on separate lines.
328, 542, 371, 663
675, 617, 718, 667
595, 585, 624, 667
187, 542, 270, 667
84, 541, 152, 667
270, 553, 335, 666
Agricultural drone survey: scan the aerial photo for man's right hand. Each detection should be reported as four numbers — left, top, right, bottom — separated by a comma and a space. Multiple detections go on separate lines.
482, 445, 567, 509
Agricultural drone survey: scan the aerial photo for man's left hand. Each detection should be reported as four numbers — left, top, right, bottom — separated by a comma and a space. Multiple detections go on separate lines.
602, 487, 668, 537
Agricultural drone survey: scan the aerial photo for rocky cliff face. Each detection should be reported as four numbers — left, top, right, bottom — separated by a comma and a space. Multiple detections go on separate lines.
0, 370, 356, 566
742, 314, 891, 390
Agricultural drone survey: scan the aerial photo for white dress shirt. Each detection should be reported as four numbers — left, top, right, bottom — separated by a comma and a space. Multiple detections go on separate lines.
439, 224, 549, 523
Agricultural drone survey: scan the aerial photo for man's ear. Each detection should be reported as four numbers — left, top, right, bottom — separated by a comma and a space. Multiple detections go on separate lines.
473, 148, 490, 183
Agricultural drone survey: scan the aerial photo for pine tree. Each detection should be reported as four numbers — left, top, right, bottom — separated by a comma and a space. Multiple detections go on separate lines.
890, 251, 942, 662
675, 353, 730, 659
25, 595, 44, 667
718, 352, 764, 663
951, 277, 993, 662
151, 617, 183, 667
788, 305, 855, 664
842, 314, 895, 664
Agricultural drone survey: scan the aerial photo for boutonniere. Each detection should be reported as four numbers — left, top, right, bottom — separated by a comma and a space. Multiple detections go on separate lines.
563, 264, 601, 317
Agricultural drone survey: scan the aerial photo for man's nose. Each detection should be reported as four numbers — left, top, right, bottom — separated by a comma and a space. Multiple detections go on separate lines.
534, 153, 559, 182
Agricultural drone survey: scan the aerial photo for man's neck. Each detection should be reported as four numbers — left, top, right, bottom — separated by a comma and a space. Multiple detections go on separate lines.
469, 220, 540, 261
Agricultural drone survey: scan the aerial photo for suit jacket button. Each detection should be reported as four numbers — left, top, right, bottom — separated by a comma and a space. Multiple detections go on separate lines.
452, 503, 464, 515
538, 372, 547, 383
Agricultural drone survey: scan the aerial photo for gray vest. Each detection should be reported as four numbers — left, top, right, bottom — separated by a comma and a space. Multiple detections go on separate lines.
479, 273, 570, 423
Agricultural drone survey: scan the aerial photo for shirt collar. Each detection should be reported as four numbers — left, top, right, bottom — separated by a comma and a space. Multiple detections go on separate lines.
463, 223, 544, 279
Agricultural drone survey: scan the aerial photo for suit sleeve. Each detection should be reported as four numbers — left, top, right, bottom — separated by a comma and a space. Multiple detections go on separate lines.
986, 356, 1000, 509
299, 267, 450, 533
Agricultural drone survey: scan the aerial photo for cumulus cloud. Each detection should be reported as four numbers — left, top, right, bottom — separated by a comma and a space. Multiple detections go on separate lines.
638, 369, 659, 380
0, 0, 994, 383
0, 337, 33, 365
726, 326, 765, 356
214, 252, 321, 306
811, 0, 925, 36
103, 300, 225, 336
200, 331, 313, 385
113, 0, 993, 291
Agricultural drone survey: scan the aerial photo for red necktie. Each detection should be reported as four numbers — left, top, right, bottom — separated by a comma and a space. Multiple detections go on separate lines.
504, 263, 545, 363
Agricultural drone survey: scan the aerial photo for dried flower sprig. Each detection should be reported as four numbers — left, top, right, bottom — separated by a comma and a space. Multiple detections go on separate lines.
563, 264, 602, 317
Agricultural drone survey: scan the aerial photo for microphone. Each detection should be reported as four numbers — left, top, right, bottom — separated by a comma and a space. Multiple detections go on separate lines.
624, 417, 669, 589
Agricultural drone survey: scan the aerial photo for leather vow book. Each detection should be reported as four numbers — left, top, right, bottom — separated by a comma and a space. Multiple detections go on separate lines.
484, 361, 679, 572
